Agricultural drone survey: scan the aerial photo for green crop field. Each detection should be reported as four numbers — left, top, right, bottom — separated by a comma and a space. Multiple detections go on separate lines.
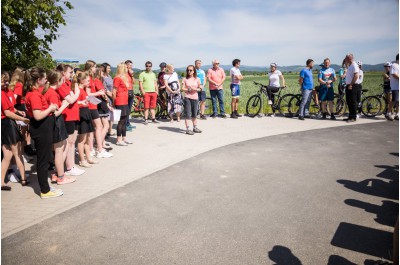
133, 72, 385, 115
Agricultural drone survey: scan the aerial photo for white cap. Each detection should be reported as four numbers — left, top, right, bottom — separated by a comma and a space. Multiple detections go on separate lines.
270, 63, 277, 67
384, 62, 392, 67
357, 60, 363, 66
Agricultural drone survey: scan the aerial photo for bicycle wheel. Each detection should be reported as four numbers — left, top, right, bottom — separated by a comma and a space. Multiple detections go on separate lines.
203, 97, 213, 116
287, 95, 301, 117
131, 96, 144, 116
277, 94, 294, 116
333, 94, 347, 117
361, 96, 381, 117
246, 95, 262, 117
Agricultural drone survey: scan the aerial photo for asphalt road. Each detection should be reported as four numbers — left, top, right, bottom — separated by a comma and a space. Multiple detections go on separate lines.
2, 122, 398, 265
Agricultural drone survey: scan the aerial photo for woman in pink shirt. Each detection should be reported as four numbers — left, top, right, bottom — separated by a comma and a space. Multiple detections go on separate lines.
181, 65, 202, 135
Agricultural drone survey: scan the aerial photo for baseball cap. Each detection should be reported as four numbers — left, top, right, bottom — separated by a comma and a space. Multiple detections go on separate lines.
357, 61, 363, 66
384, 62, 392, 67
270, 63, 277, 67
159, 62, 167, 68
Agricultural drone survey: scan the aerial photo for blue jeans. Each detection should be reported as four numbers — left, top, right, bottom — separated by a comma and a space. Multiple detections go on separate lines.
299, 89, 312, 117
210, 89, 225, 115
126, 96, 134, 126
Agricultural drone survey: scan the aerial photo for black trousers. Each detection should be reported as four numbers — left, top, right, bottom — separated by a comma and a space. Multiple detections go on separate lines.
346, 84, 360, 119
356, 84, 362, 113
30, 116, 54, 194
267, 86, 280, 104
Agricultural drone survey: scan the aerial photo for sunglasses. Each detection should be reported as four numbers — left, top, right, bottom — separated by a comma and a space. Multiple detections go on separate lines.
187, 69, 194, 72
146, 65, 152, 68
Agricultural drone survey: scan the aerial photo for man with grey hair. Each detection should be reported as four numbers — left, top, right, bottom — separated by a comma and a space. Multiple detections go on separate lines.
344, 53, 360, 122
207, 59, 226, 118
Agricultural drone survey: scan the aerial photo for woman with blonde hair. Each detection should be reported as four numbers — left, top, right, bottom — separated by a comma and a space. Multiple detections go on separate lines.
9, 67, 34, 159
164, 64, 183, 122
84, 60, 105, 159
112, 63, 132, 146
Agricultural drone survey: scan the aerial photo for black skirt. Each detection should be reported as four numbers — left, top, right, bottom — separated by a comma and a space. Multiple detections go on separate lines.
98, 100, 109, 115
53, 115, 68, 144
1, 118, 23, 146
78, 107, 94, 134
115, 105, 129, 117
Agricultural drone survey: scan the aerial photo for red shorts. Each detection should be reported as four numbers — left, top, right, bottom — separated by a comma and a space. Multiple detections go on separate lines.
144, 92, 157, 109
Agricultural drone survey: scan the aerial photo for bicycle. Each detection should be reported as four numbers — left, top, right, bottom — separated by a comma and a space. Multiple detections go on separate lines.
365, 84, 391, 116
131, 93, 162, 118
245, 82, 294, 117
360, 89, 382, 117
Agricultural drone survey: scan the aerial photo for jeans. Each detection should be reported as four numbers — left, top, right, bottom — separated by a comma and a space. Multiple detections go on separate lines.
299, 89, 313, 117
126, 96, 134, 126
210, 89, 225, 115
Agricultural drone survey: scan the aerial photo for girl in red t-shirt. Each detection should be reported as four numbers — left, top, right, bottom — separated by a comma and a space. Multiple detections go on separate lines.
72, 72, 97, 168
24, 67, 63, 198
1, 72, 30, 190
9, 67, 34, 159
84, 60, 110, 158
56, 64, 83, 177
112, 63, 132, 146
42, 70, 76, 185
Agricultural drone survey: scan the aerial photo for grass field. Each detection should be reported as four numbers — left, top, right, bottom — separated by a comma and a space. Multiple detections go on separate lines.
134, 72, 385, 114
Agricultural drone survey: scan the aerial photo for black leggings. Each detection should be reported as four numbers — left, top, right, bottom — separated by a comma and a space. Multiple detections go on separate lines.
117, 115, 127, 137
30, 116, 54, 194
267, 86, 280, 104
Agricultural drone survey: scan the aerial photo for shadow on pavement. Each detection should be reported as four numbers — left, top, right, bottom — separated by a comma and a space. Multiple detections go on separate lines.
331, 222, 393, 260
327, 255, 357, 265
345, 199, 398, 227
268, 245, 302, 265
337, 178, 398, 200
157, 126, 186, 134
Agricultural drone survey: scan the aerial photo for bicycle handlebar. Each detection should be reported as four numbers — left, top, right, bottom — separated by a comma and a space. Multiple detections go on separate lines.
253, 81, 286, 89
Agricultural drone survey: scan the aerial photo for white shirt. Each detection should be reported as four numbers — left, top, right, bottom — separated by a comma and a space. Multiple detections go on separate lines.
345, 62, 360, 85
390, 62, 399, 91
356, 69, 363, 84
230, 67, 241, 84
163, 72, 179, 92
268, 70, 282, 87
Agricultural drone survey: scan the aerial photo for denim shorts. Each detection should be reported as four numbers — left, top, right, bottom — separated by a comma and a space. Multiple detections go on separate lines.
392, 90, 399, 102
198, 91, 207, 102
230, 84, 240, 97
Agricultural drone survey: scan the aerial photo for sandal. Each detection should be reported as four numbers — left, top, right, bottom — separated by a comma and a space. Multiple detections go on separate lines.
1, 185, 11, 191
20, 179, 30, 186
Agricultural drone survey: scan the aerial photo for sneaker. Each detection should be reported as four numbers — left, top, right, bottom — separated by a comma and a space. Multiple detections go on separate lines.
144, 120, 149, 125
210, 113, 217, 118
220, 114, 227, 119
116, 141, 128, 146
41, 189, 63, 199
79, 160, 92, 168
386, 114, 394, 121
87, 158, 99, 164
8, 172, 20, 183
298, 116, 305, 120
186, 129, 194, 135
57, 176, 76, 185
268, 100, 273, 105
330, 114, 336, 120
231, 113, 238, 119
270, 114, 275, 118
124, 139, 133, 144
200, 114, 207, 120
65, 166, 85, 176
90, 150, 96, 157
193, 128, 202, 133
356, 114, 360, 119
235, 111, 242, 117
97, 150, 113, 158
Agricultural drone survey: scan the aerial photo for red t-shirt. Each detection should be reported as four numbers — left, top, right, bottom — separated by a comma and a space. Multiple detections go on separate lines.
113, 76, 128, 106
88, 77, 97, 110
13, 82, 25, 105
78, 88, 89, 109
4, 88, 16, 106
43, 88, 61, 107
25, 89, 50, 118
57, 81, 79, 121
1, 90, 15, 119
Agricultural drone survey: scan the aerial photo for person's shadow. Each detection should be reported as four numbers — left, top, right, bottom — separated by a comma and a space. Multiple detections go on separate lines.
268, 245, 302, 265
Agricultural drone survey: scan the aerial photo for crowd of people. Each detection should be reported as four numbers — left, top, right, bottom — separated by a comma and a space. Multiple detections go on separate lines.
1, 54, 398, 198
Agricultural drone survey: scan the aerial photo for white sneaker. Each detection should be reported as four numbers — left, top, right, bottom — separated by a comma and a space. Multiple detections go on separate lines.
96, 150, 113, 158
90, 150, 96, 157
65, 166, 85, 176
270, 114, 275, 118
8, 172, 20, 183
356, 114, 360, 119
268, 100, 273, 105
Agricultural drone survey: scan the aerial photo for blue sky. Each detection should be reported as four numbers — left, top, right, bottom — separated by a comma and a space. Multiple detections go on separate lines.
51, 0, 399, 68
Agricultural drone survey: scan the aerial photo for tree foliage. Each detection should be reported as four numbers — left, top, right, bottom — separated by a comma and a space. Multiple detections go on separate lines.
1, 0, 73, 70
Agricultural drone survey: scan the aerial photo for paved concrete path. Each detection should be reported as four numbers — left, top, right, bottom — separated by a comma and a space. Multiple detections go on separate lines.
2, 122, 398, 264
0, 115, 389, 239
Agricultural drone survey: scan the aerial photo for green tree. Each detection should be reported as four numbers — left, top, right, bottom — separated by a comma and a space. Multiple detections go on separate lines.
1, 0, 73, 70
